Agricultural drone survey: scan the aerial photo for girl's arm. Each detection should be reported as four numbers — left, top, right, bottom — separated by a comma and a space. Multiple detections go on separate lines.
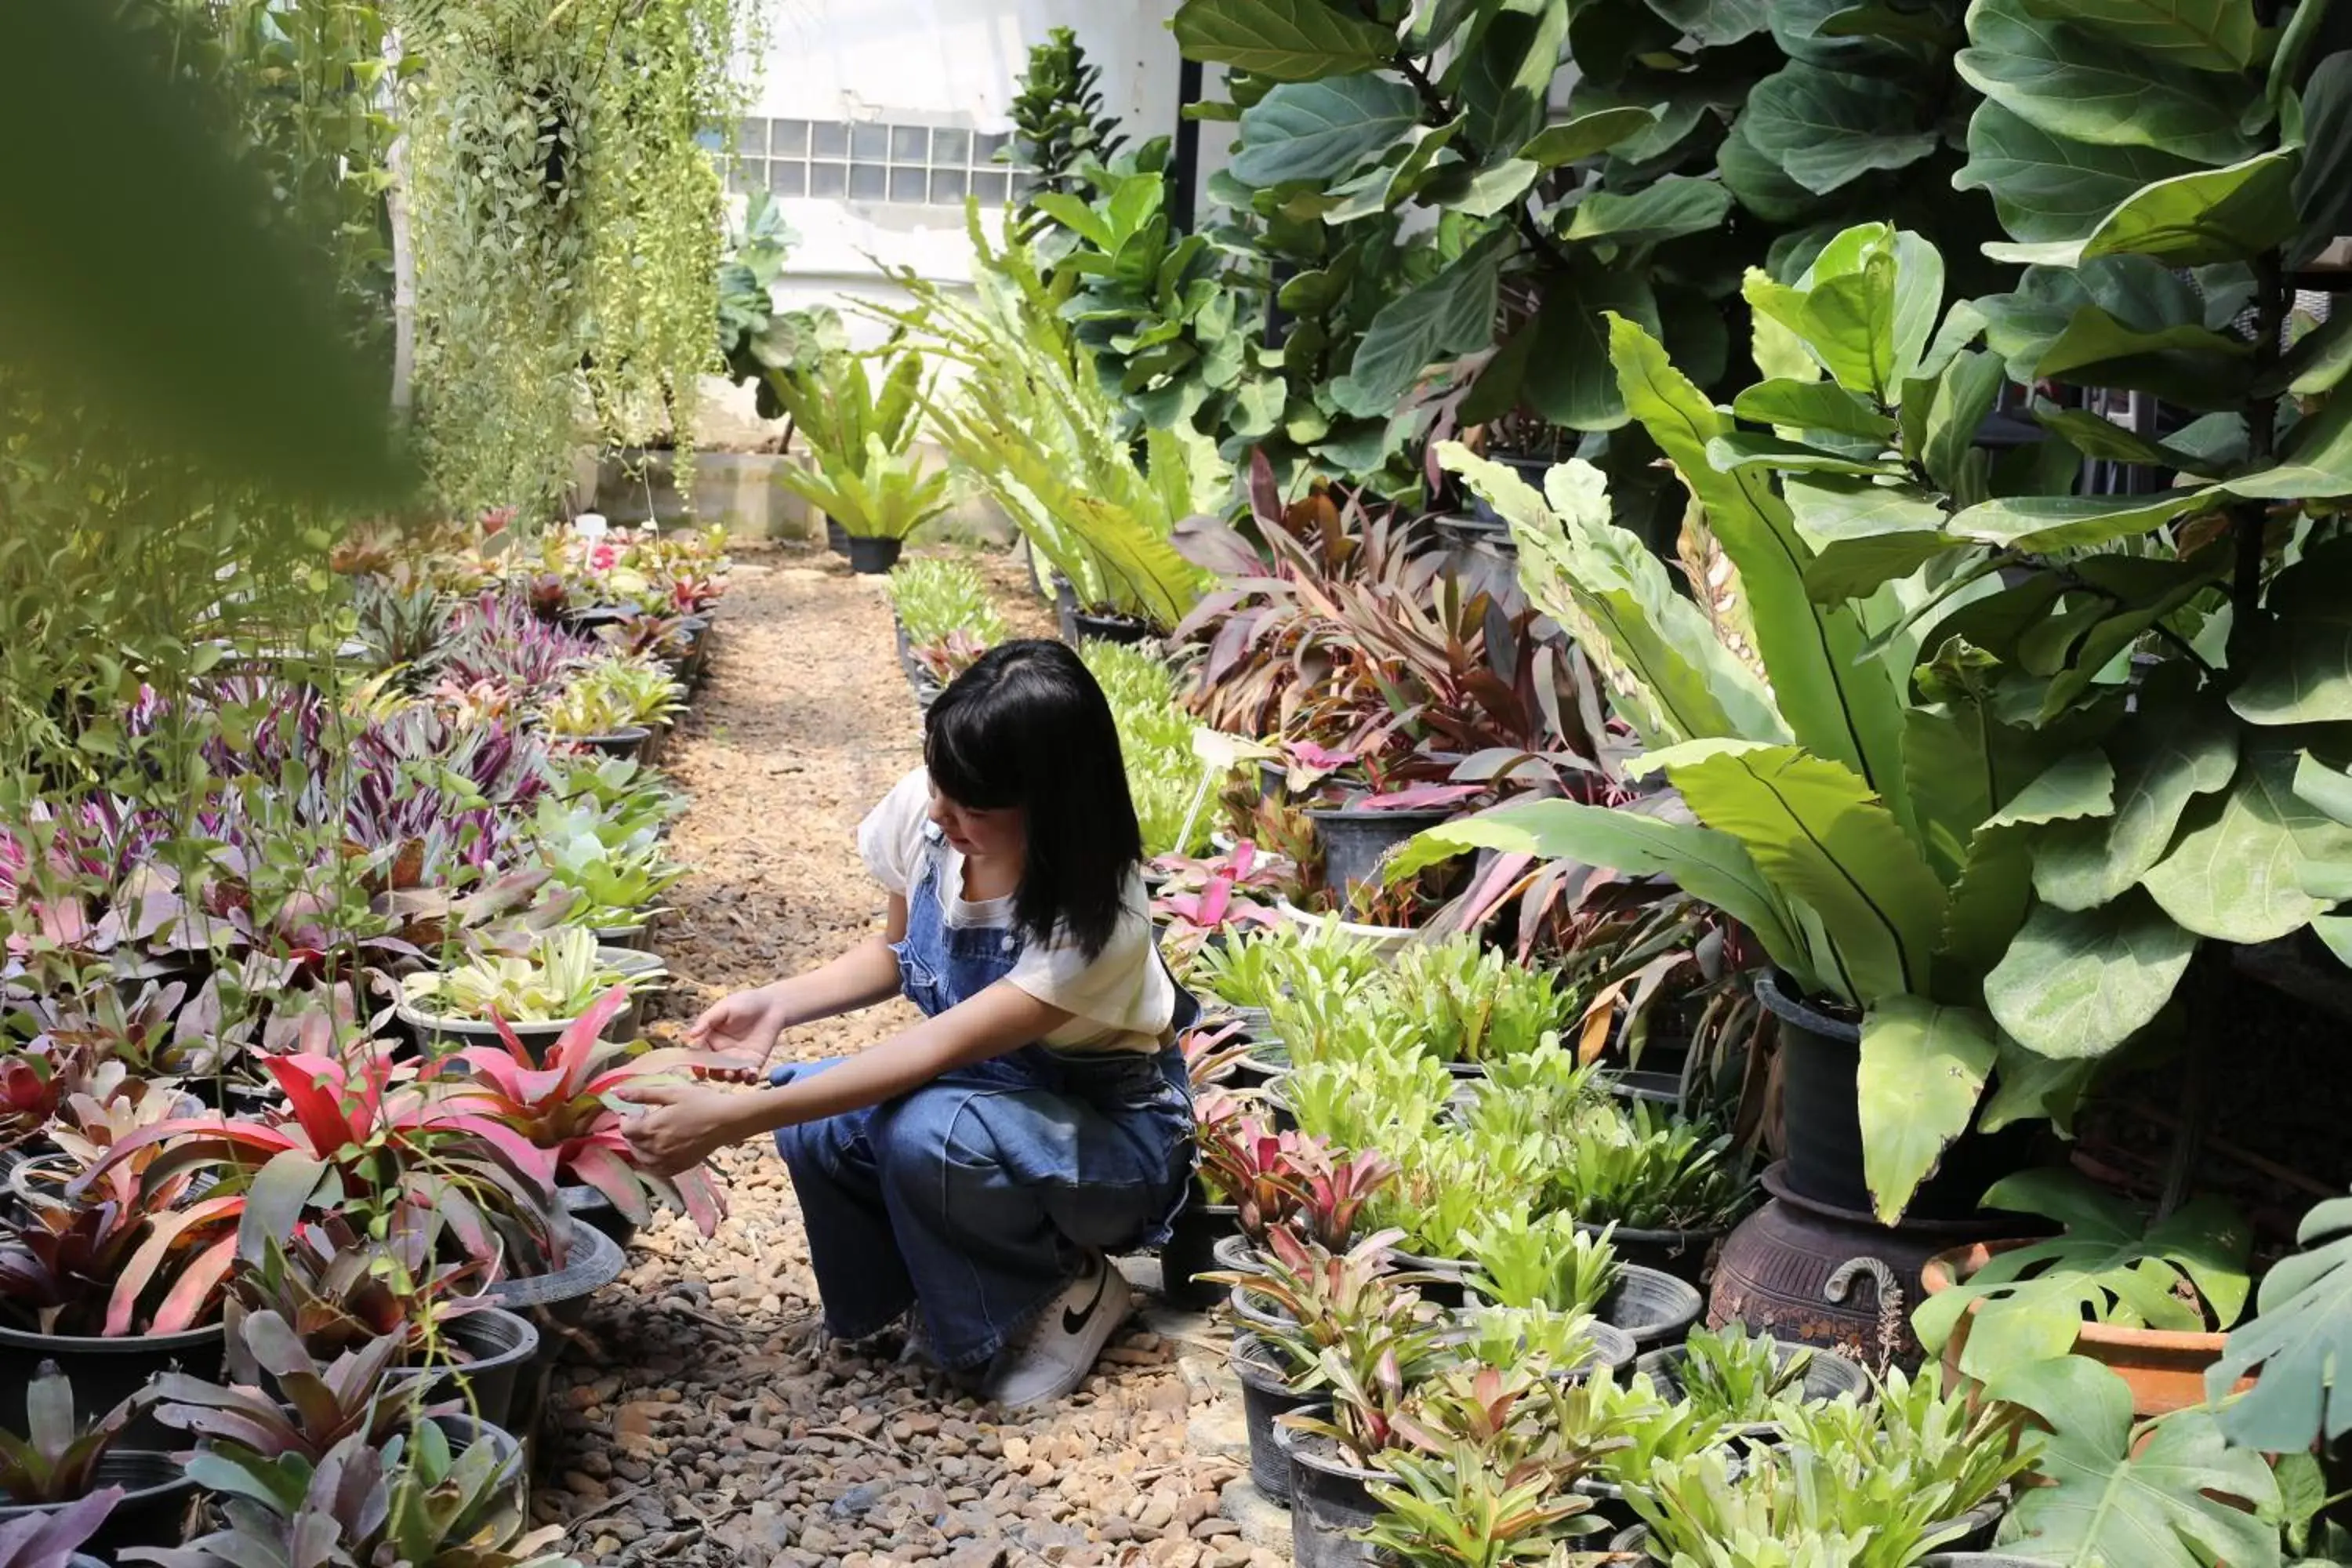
622, 978, 1074, 1176
684, 896, 910, 1054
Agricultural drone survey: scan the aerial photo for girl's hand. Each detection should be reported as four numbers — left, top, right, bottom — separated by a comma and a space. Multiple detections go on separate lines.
617, 1080, 743, 1177
685, 983, 793, 1065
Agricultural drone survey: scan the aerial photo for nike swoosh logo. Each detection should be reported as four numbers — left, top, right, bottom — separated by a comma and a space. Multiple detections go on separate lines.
1062, 1263, 1109, 1335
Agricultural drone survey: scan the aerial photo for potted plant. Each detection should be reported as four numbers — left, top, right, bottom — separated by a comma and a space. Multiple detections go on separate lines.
1914, 1169, 2252, 1418
1462, 1212, 1704, 1352
397, 927, 662, 1060
1387, 935, 1574, 1076
0, 1367, 188, 1555
433, 986, 728, 1249
527, 799, 684, 949
1273, 742, 1485, 911
882, 559, 1004, 697
771, 345, 953, 575
539, 655, 684, 760
1628, 1323, 1867, 1440
1548, 1100, 1755, 1285
0, 1486, 118, 1568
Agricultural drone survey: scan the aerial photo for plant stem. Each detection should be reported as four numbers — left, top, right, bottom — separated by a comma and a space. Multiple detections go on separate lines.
2229, 251, 2286, 639
2155, 948, 2221, 1221
1387, 52, 1579, 274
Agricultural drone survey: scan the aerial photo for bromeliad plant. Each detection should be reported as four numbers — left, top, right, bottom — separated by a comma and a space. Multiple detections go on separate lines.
401, 927, 659, 1026
434, 987, 727, 1237
1465, 1211, 1621, 1318
227, 1212, 488, 1363
1083, 640, 1224, 858
528, 798, 684, 932
1389, 935, 1573, 1067
152, 1310, 442, 1473
884, 560, 1005, 653
0, 1365, 141, 1506
1543, 1099, 1754, 1235
540, 655, 684, 739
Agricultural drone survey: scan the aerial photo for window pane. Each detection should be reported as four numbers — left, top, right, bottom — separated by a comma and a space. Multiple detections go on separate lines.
771, 118, 810, 157
809, 161, 847, 198
929, 169, 968, 204
768, 160, 806, 198
849, 162, 887, 199
851, 122, 889, 160
734, 119, 767, 158
933, 128, 971, 165
811, 122, 850, 158
973, 131, 1011, 162
889, 167, 926, 201
972, 169, 1009, 204
728, 159, 755, 195
891, 125, 929, 162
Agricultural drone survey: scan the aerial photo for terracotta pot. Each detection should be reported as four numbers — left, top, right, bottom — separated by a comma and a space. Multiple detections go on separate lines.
1919, 1240, 2252, 1418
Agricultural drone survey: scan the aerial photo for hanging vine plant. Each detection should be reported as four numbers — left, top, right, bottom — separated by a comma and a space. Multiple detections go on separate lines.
395, 0, 752, 521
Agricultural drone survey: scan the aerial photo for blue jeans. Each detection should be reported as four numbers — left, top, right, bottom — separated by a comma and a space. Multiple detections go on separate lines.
772, 1049, 1191, 1368
771, 839, 1193, 1370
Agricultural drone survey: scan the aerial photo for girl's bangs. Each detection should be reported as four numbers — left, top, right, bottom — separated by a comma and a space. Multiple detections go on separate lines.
924, 692, 1020, 810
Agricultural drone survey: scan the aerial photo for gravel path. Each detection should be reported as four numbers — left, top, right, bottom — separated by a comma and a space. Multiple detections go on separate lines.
532, 543, 1276, 1568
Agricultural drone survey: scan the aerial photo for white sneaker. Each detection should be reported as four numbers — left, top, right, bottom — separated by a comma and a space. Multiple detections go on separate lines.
980, 1254, 1133, 1410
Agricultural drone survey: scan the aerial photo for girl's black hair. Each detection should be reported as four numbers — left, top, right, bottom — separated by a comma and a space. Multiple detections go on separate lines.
924, 638, 1142, 961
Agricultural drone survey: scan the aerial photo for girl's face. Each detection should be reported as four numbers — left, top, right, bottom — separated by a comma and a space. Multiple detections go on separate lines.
928, 786, 1025, 863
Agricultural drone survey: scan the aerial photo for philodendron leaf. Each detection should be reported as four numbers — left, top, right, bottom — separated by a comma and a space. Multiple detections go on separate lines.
1955, 0, 2262, 166
1171, 0, 1402, 80
2035, 703, 2238, 913
1911, 1168, 2252, 1378
1987, 1356, 2281, 1568
1230, 75, 1425, 187
1633, 737, 1949, 1000
1984, 896, 2196, 1060
2209, 1192, 2352, 1453
1992, 149, 2302, 267
2140, 742, 2352, 943
1857, 998, 1998, 1224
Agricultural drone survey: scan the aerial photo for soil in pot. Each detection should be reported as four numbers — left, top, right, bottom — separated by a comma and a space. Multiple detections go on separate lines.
1920, 1240, 2248, 1418
1597, 1263, 1706, 1350
1231, 1332, 1313, 1503
1576, 1218, 1728, 1289
0, 1451, 196, 1555
386, 1305, 541, 1432
845, 535, 903, 575
558, 1183, 642, 1250
1274, 1417, 1385, 1568
1160, 1203, 1240, 1308
1305, 807, 1456, 903
0, 1319, 225, 1445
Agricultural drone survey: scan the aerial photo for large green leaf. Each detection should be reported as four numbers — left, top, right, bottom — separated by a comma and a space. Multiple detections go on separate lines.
1985, 1357, 2280, 1568
1786, 477, 1958, 601
1231, 74, 1425, 187
2141, 743, 2352, 943
1857, 998, 1999, 1224
1955, 101, 2204, 245
1984, 896, 2197, 1059
1642, 0, 1773, 45
1632, 738, 1949, 1003
1975, 257, 2254, 404
1517, 258, 1661, 432
2208, 1192, 2352, 1452
1610, 316, 1915, 836
1995, 150, 2302, 267
1707, 432, 1907, 477
2293, 53, 2352, 267
1956, 0, 2262, 165
1345, 233, 1508, 408
1933, 746, 2119, 976
1733, 379, 1898, 440
2231, 552, 2352, 725
1442, 441, 1786, 746
1388, 796, 1812, 986
0, 4, 407, 504
2020, 0, 2259, 73
2035, 704, 2238, 912
1171, 0, 1403, 78
1742, 64, 1942, 194
1564, 176, 1735, 248
2224, 388, 2352, 502
1459, 0, 1571, 158
1740, 225, 1943, 401
1979, 1035, 2099, 1134
1519, 107, 1660, 167
1914, 1168, 2252, 1370
1946, 487, 2221, 551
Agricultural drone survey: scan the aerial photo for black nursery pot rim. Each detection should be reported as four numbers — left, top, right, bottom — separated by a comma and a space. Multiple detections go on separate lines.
1270, 1412, 1385, 1483
0, 1317, 223, 1353
486, 1214, 627, 1306
1753, 968, 1860, 1041
0, 1450, 192, 1515
1301, 803, 1460, 824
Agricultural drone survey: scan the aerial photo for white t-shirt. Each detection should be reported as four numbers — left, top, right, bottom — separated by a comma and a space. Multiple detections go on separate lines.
857, 768, 1174, 1054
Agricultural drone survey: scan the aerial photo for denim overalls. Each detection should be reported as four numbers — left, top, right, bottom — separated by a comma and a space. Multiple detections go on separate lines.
771, 832, 1196, 1370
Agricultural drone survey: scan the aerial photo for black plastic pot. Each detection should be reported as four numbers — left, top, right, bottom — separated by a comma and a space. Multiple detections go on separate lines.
825, 517, 850, 556
1228, 1283, 1295, 1340
1228, 1036, 1288, 1091
559, 1183, 641, 1250
1210, 1233, 1266, 1276
1306, 806, 1456, 900
1231, 1332, 1312, 1503
1071, 608, 1155, 646
564, 726, 653, 761
387, 1305, 540, 1431
1161, 1203, 1240, 1308
0, 1319, 225, 1444
488, 1215, 627, 1334
1574, 1219, 1727, 1288
1596, 1264, 1705, 1351
1760, 971, 2035, 1219
1632, 1338, 1868, 1435
0, 1452, 197, 1555
845, 535, 903, 575
1274, 1416, 1384, 1568
1387, 1248, 1469, 1308
593, 921, 655, 953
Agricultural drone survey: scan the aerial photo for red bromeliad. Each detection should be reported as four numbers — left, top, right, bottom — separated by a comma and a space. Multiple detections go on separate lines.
431, 985, 726, 1237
